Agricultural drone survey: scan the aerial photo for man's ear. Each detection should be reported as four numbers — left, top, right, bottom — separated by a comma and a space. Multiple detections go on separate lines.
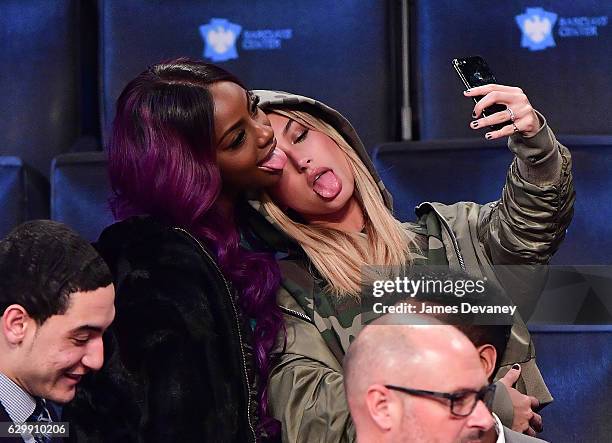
477, 344, 497, 380
365, 384, 395, 432
2, 305, 32, 345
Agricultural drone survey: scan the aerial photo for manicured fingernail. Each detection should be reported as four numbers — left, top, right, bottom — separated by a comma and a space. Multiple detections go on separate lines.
471, 121, 479, 128
464, 89, 471, 94
472, 111, 477, 118
485, 133, 492, 140
512, 363, 521, 370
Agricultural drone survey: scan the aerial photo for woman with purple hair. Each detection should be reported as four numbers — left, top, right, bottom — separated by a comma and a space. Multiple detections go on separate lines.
65, 58, 289, 442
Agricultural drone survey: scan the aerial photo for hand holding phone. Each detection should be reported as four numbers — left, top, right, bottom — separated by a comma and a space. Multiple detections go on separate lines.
452, 56, 508, 131
452, 56, 541, 140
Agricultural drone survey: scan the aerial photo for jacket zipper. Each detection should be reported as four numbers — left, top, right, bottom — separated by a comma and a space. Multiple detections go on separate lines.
279, 305, 312, 323
173, 227, 257, 443
415, 202, 466, 271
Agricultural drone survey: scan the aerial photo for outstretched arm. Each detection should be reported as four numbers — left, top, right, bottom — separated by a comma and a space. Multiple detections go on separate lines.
466, 84, 564, 186
463, 84, 574, 266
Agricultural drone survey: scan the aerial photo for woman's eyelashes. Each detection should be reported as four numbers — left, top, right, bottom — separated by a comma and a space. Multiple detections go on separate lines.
229, 130, 246, 149
294, 127, 309, 144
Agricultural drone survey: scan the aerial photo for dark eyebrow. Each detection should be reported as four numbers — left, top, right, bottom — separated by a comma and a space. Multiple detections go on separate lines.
282, 118, 294, 136
218, 89, 250, 144
71, 325, 104, 334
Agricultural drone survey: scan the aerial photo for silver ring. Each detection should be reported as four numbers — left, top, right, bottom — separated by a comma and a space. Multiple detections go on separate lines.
507, 107, 516, 122
512, 122, 519, 133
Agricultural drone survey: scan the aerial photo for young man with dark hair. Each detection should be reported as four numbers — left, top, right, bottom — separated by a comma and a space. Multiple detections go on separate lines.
0, 220, 115, 442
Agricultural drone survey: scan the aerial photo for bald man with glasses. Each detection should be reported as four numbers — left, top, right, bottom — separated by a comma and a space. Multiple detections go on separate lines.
344, 314, 546, 443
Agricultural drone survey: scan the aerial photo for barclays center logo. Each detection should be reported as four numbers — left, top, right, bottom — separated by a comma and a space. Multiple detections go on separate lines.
515, 8, 557, 51
199, 18, 242, 62
515, 7, 609, 51
199, 18, 293, 62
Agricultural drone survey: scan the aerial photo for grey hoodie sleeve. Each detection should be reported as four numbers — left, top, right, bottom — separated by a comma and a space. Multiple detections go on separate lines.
478, 117, 574, 266
481, 118, 573, 401
476, 117, 573, 408
510, 111, 563, 186
430, 116, 572, 407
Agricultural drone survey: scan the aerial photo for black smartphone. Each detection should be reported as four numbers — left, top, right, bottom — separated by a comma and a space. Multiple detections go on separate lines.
452, 56, 507, 131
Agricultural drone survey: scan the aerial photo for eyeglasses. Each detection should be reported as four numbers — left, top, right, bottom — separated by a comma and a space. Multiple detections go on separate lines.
384, 383, 496, 417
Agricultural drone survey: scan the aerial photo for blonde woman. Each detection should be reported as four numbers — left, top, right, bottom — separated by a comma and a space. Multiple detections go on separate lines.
242, 87, 573, 442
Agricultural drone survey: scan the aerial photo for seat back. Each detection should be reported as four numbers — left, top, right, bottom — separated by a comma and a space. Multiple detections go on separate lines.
372, 136, 612, 265
99, 0, 396, 150
410, 1, 612, 139
51, 152, 113, 242
0, 156, 49, 237
531, 326, 612, 443
0, 0, 80, 177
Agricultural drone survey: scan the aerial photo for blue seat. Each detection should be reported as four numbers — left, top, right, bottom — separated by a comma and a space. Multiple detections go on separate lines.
0, 0, 80, 177
0, 0, 82, 234
98, 0, 395, 150
531, 326, 612, 443
50, 152, 113, 242
0, 156, 49, 238
373, 136, 612, 324
372, 136, 612, 265
373, 137, 511, 215
410, 1, 612, 139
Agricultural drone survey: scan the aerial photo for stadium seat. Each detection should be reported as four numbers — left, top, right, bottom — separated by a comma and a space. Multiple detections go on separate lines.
98, 0, 397, 150
50, 152, 113, 242
531, 326, 612, 443
410, 1, 612, 139
372, 135, 612, 324
0, 156, 49, 238
0, 0, 80, 177
372, 135, 612, 265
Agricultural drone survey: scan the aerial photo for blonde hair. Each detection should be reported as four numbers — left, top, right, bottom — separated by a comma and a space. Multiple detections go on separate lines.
260, 109, 415, 298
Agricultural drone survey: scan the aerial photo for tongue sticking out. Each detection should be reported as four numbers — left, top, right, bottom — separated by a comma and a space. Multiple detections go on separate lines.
313, 170, 342, 199
258, 148, 288, 172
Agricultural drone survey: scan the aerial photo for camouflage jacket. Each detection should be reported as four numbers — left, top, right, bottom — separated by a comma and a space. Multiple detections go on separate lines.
243, 90, 574, 443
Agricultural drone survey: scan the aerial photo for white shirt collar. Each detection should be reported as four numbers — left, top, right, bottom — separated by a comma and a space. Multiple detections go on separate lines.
492, 412, 506, 443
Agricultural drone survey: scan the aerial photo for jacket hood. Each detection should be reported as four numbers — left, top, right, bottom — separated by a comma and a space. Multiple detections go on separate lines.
241, 90, 393, 253
254, 90, 393, 210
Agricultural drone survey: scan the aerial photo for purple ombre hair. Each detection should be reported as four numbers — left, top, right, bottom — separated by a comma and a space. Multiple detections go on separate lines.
107, 57, 282, 435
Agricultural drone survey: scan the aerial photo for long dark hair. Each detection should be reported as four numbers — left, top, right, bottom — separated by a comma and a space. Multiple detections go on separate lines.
107, 57, 282, 434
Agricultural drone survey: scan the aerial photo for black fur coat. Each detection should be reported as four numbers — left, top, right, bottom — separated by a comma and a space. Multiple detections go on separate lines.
64, 217, 260, 442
